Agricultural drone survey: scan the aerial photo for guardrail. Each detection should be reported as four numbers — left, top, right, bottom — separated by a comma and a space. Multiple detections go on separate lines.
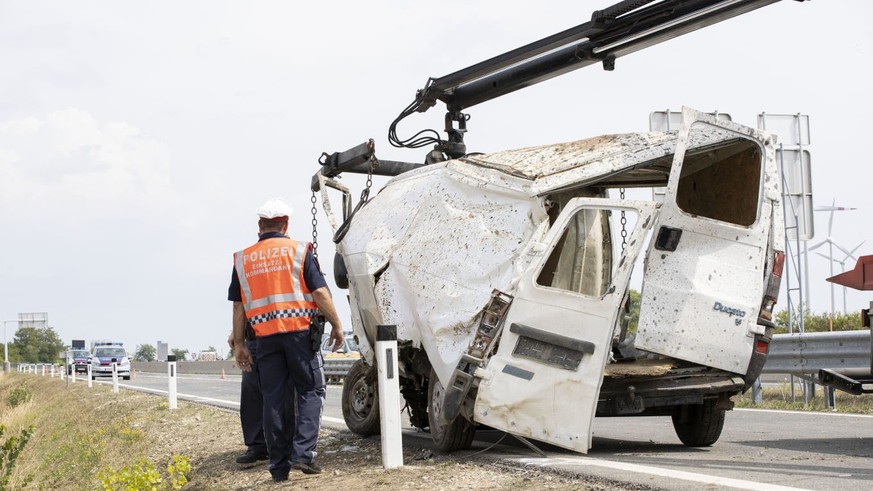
324, 358, 356, 382
131, 357, 358, 383
762, 329, 873, 377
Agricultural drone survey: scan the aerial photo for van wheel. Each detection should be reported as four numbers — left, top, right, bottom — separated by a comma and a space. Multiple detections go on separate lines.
428, 368, 475, 452
342, 359, 380, 436
671, 400, 725, 447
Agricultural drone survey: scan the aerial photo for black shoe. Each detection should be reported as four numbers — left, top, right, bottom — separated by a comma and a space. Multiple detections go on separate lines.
236, 449, 269, 464
272, 473, 289, 482
291, 461, 322, 475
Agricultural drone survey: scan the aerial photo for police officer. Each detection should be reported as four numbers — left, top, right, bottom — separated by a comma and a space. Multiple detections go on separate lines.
226, 324, 295, 465
229, 198, 344, 482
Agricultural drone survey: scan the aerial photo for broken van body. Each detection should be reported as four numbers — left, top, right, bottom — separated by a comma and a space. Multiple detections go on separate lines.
316, 108, 784, 453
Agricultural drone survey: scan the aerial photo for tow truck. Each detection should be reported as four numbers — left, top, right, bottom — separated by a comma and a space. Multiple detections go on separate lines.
312, 0, 798, 453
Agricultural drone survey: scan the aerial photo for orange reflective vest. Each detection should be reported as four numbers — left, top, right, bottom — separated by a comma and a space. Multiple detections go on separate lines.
234, 237, 319, 337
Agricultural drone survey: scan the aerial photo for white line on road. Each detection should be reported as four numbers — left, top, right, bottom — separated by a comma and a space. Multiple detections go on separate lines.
735, 407, 873, 418
513, 456, 811, 491
118, 383, 241, 407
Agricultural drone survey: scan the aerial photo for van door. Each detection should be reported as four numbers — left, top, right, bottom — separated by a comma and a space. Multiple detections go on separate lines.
473, 198, 657, 454
634, 108, 771, 374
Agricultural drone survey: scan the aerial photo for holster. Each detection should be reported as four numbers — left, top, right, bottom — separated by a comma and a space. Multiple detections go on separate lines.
309, 314, 326, 352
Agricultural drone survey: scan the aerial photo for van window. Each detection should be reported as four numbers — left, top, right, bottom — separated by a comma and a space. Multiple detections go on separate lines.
537, 207, 612, 297
676, 123, 762, 226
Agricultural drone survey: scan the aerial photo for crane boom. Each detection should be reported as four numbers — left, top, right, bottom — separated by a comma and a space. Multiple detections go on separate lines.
419, 0, 787, 114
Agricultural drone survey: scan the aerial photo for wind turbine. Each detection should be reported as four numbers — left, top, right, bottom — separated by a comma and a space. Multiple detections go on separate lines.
815, 241, 864, 314
808, 199, 858, 317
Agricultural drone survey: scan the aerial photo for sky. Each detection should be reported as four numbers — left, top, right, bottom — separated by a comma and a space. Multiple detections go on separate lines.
1, 0, 871, 356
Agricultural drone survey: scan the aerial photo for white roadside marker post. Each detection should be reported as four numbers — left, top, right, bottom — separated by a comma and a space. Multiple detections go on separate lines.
71, 363, 76, 383
87, 363, 93, 388
375, 324, 403, 469
111, 359, 120, 393
167, 354, 178, 409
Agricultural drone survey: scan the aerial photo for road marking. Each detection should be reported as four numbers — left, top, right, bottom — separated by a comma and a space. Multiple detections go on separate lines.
117, 383, 241, 407
513, 456, 811, 491
736, 408, 873, 418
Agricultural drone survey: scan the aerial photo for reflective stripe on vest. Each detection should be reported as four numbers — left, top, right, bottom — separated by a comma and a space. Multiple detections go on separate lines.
234, 237, 319, 336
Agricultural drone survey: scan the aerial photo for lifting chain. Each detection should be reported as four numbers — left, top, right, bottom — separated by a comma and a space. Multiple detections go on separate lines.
619, 187, 627, 252
310, 190, 319, 260
360, 139, 378, 203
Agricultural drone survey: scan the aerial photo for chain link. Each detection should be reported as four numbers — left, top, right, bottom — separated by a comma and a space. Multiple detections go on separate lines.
619, 188, 627, 251
310, 191, 319, 260
366, 160, 374, 193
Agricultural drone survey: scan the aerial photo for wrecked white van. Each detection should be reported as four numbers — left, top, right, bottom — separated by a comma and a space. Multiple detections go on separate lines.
315, 108, 784, 453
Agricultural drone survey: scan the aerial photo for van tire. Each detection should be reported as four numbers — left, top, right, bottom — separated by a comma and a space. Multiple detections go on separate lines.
342, 359, 380, 436
428, 368, 475, 452
671, 400, 725, 447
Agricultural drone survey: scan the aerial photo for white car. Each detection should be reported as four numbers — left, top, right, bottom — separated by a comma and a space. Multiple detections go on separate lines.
91, 345, 131, 380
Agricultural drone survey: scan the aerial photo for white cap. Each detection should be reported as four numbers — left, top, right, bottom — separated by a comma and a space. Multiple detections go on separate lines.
255, 198, 293, 220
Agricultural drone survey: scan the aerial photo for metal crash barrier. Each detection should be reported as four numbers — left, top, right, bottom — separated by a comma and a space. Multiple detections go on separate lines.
762, 328, 873, 394
324, 357, 356, 383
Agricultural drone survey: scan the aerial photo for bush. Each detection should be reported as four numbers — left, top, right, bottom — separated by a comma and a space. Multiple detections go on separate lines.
774, 309, 867, 333
97, 455, 191, 491
5, 386, 31, 409
0, 424, 35, 490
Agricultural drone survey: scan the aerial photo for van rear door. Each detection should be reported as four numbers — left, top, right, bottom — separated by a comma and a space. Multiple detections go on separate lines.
473, 198, 656, 453
635, 108, 772, 374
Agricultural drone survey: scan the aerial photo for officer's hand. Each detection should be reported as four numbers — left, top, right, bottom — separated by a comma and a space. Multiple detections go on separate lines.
227, 334, 234, 350
235, 344, 254, 372
328, 325, 345, 352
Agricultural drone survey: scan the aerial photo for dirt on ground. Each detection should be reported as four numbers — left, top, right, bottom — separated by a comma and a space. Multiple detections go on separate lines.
155, 400, 639, 490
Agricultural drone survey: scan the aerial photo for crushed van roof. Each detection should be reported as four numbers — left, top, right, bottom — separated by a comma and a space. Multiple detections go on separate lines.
459, 127, 737, 195
461, 132, 678, 195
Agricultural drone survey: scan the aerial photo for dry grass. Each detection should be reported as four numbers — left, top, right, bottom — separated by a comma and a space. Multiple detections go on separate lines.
0, 371, 215, 490
734, 380, 873, 414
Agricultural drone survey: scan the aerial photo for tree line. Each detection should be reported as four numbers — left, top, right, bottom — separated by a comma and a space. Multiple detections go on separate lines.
1, 326, 224, 364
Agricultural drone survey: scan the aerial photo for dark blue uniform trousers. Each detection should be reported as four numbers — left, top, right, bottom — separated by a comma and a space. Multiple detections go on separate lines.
256, 330, 325, 478
241, 339, 295, 455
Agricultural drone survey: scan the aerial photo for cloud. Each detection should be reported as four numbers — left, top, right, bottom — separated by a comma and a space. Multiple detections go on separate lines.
0, 108, 176, 222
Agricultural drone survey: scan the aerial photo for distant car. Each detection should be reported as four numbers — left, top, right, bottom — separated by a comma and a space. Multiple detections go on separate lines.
67, 349, 91, 375
90, 345, 131, 380
321, 332, 360, 359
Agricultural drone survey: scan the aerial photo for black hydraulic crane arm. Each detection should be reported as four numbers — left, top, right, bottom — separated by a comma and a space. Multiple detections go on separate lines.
321, 0, 801, 178
421, 0, 791, 113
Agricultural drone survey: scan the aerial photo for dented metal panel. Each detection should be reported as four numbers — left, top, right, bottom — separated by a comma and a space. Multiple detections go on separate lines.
338, 163, 549, 384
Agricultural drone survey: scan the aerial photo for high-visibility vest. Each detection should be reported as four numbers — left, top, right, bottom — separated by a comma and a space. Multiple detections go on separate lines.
234, 237, 319, 337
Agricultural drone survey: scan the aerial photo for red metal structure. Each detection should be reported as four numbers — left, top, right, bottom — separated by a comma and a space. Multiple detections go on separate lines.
826, 255, 873, 291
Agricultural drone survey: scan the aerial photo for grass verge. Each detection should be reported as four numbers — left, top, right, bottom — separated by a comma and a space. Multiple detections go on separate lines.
734, 379, 873, 414
0, 372, 200, 490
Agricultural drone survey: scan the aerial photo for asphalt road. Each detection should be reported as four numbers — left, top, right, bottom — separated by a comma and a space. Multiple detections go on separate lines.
98, 372, 872, 491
